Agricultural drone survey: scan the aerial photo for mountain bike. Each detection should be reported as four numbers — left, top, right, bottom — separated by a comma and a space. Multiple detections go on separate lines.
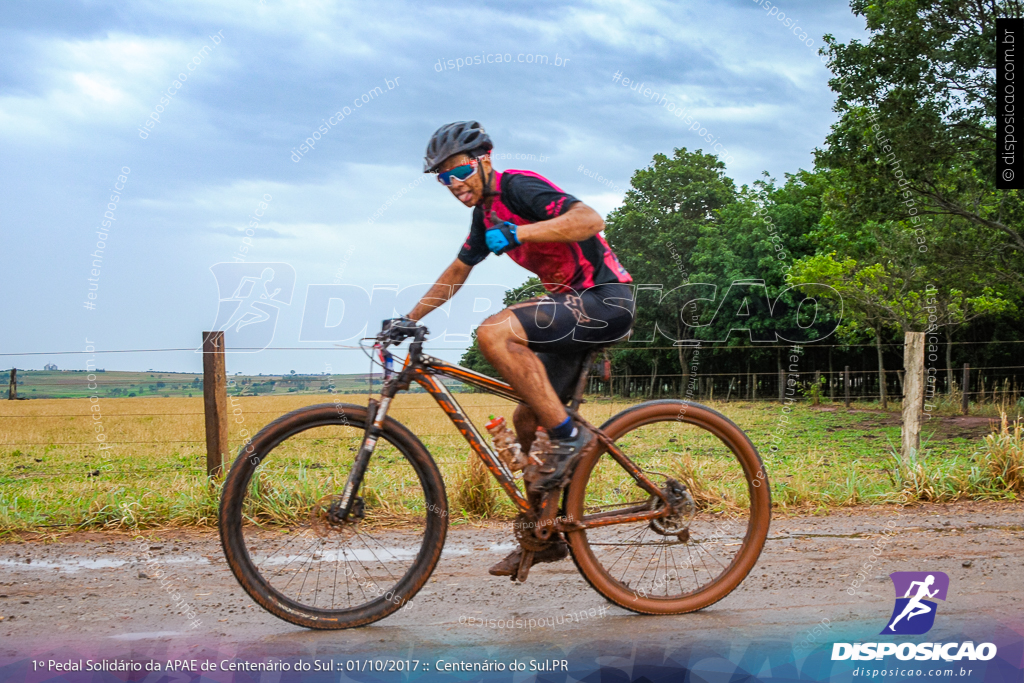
219, 321, 771, 629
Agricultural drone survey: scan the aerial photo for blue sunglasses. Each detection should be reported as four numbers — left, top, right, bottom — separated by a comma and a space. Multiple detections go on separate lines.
437, 159, 480, 186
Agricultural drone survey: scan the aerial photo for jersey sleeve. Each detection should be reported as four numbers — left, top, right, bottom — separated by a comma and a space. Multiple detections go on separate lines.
457, 208, 490, 266
501, 173, 580, 223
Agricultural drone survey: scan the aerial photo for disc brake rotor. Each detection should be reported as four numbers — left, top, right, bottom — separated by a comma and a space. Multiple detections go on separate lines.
310, 494, 363, 538
645, 476, 696, 539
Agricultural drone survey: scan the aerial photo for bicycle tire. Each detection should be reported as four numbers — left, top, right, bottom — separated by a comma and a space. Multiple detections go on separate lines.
219, 402, 447, 629
564, 399, 770, 614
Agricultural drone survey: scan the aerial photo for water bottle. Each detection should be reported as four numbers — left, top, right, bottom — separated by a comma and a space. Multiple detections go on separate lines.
484, 415, 526, 472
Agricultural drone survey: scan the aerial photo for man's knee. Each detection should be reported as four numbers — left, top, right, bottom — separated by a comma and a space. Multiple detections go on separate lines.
477, 311, 523, 349
475, 317, 503, 347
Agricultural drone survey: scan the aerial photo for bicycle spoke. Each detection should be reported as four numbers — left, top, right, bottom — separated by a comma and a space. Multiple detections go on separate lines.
231, 418, 434, 620
574, 405, 765, 605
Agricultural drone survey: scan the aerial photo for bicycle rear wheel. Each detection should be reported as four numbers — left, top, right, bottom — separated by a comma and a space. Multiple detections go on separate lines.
565, 399, 770, 614
219, 402, 447, 629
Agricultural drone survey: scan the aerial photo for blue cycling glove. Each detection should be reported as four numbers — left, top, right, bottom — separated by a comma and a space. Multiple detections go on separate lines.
485, 221, 520, 255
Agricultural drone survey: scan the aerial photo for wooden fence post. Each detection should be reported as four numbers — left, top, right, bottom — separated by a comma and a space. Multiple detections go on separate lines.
844, 366, 851, 408
902, 332, 925, 459
961, 363, 970, 415
752, 373, 757, 400
202, 331, 228, 478
813, 370, 821, 406
778, 367, 785, 402
7, 368, 16, 400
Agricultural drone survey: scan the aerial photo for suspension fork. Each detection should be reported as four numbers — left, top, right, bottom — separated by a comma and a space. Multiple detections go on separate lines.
333, 334, 423, 521
332, 396, 387, 519
333, 388, 404, 521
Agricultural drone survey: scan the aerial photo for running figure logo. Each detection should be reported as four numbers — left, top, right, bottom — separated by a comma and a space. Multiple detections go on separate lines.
881, 571, 949, 635
209, 263, 296, 352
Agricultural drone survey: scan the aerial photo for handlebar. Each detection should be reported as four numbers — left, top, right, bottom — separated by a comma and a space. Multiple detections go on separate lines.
373, 319, 429, 380
375, 318, 429, 348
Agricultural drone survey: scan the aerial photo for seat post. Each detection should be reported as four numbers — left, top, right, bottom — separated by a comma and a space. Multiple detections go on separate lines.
568, 350, 600, 412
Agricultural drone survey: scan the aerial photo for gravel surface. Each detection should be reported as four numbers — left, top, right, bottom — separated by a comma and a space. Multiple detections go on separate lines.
0, 501, 1020, 659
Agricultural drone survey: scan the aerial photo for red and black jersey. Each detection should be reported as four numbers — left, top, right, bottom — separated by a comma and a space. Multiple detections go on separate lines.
457, 170, 632, 293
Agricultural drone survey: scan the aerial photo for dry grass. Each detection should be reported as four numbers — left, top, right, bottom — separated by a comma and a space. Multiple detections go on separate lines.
974, 412, 1024, 495
0, 393, 1012, 530
883, 412, 1024, 503
451, 451, 500, 518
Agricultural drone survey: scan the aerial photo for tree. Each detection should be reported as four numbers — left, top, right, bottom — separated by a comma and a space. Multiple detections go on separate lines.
819, 0, 1024, 283
604, 147, 737, 385
804, 169, 1018, 397
926, 286, 1016, 391
792, 246, 1015, 404
690, 169, 836, 370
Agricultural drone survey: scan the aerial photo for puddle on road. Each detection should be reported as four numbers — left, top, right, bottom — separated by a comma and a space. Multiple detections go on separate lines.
255, 542, 517, 566
110, 631, 184, 641
0, 556, 210, 573
0, 543, 516, 574
767, 533, 867, 541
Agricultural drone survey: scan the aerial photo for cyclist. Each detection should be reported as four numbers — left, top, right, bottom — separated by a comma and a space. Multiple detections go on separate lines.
392, 121, 635, 577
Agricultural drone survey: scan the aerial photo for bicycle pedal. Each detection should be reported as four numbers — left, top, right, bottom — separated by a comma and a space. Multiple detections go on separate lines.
515, 549, 534, 582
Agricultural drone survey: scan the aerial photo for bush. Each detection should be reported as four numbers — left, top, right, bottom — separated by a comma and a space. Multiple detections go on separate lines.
972, 412, 1024, 496
452, 451, 499, 517
886, 412, 1024, 502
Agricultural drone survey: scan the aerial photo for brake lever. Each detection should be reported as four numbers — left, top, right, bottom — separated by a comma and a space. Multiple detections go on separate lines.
377, 345, 395, 379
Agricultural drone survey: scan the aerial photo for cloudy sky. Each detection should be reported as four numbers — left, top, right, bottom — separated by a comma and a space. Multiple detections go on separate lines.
1, 0, 866, 375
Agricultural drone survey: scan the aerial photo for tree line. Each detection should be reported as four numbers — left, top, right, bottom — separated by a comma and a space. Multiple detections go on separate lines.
463, 1, 1022, 403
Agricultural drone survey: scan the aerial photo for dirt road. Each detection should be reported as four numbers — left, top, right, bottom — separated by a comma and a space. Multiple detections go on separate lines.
0, 502, 1020, 661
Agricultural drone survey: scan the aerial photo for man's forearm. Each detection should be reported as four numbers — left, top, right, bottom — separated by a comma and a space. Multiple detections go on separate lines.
408, 281, 455, 321
516, 203, 603, 243
407, 259, 472, 321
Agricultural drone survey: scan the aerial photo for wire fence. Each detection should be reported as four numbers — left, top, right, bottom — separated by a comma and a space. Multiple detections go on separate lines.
2, 342, 1021, 480
586, 366, 1024, 405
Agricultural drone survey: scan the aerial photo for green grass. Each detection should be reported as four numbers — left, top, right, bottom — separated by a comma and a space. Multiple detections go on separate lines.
5, 369, 389, 400
0, 394, 1019, 531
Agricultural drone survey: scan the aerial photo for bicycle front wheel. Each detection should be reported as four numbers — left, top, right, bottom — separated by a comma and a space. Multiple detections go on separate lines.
565, 399, 770, 614
219, 402, 447, 629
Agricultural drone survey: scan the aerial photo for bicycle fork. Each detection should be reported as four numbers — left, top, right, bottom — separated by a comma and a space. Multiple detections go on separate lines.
332, 395, 392, 522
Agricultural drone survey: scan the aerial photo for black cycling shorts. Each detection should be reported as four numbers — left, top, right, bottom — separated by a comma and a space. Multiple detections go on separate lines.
507, 283, 635, 401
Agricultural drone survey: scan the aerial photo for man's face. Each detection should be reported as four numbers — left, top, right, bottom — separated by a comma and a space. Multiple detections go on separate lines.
437, 153, 492, 207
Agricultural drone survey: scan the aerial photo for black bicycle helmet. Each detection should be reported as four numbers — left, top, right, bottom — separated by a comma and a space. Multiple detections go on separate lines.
423, 121, 493, 172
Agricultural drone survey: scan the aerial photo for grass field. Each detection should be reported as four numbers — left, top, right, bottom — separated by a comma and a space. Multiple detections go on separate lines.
5, 369, 387, 400
0, 393, 1020, 532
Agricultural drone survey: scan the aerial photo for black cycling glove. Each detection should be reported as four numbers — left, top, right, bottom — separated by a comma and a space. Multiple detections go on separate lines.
380, 317, 418, 342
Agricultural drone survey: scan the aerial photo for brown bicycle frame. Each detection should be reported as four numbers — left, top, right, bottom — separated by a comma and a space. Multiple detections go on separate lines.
366, 342, 671, 529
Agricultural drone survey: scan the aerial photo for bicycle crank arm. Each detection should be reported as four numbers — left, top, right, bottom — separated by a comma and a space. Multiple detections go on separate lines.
533, 489, 562, 541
